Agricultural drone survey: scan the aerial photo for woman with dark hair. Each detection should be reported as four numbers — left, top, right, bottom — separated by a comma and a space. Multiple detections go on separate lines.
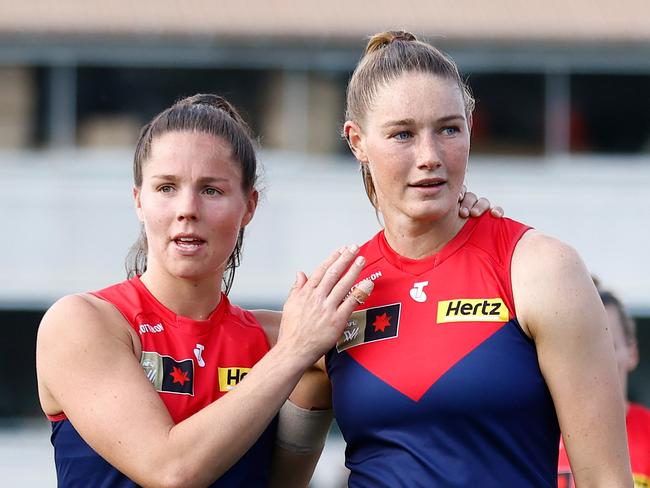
36, 94, 373, 487
285, 32, 632, 487
36, 93, 491, 487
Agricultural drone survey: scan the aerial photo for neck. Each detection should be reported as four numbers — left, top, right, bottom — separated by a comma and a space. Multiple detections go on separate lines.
139, 267, 223, 320
383, 210, 466, 259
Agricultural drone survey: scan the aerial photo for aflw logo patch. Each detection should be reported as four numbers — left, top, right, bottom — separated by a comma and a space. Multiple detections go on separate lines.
437, 298, 509, 323
337, 303, 401, 352
218, 367, 251, 392
140, 351, 194, 395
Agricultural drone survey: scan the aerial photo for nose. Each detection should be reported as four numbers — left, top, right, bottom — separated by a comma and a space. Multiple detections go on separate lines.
416, 132, 442, 170
176, 189, 199, 221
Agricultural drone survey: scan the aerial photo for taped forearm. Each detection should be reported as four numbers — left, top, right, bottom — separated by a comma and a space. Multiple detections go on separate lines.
276, 400, 333, 454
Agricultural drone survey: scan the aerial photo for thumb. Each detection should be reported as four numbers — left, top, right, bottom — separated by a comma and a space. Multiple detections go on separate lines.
290, 271, 308, 292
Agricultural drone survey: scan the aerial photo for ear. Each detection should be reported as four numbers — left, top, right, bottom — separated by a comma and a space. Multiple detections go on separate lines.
343, 120, 369, 164
133, 186, 144, 222
241, 188, 258, 228
628, 340, 640, 372
467, 112, 474, 133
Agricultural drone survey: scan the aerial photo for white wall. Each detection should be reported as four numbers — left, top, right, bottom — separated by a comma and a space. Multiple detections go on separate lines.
1, 150, 648, 313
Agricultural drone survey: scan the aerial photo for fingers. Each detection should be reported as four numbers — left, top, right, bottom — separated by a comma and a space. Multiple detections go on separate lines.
289, 271, 308, 293
490, 206, 505, 218
459, 192, 501, 218
325, 254, 367, 307
305, 247, 349, 289
468, 196, 491, 217
457, 184, 467, 202
315, 245, 359, 295
459, 189, 477, 218
338, 279, 374, 318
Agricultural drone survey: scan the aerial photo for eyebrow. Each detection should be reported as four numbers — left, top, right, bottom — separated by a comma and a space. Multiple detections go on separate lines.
150, 174, 231, 184
381, 114, 465, 128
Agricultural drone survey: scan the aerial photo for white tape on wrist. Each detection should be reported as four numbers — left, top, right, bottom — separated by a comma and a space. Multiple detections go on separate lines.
275, 400, 333, 454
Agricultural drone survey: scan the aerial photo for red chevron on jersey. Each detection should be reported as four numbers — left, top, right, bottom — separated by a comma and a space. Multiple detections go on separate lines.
326, 215, 561, 486
341, 215, 522, 402
346, 300, 506, 401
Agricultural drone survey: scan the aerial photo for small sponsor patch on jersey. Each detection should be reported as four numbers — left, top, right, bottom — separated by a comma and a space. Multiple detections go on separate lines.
141, 351, 194, 395
436, 298, 509, 323
218, 367, 251, 392
633, 473, 650, 488
337, 303, 401, 352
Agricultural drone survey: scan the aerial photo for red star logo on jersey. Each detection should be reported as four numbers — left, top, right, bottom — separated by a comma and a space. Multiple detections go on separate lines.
372, 313, 391, 332
170, 366, 190, 386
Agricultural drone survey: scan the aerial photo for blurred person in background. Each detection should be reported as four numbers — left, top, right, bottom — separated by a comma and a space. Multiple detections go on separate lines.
280, 31, 633, 487
36, 93, 494, 487
558, 282, 650, 488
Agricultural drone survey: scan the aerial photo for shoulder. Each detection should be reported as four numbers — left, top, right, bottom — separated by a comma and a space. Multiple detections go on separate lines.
223, 299, 278, 348
461, 214, 531, 270
38, 292, 135, 355
512, 231, 588, 292
37, 292, 138, 410
511, 231, 597, 338
41, 292, 120, 328
249, 309, 282, 347
513, 230, 582, 269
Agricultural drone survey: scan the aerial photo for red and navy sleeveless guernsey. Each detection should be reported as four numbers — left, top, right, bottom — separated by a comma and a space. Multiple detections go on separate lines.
326, 214, 560, 487
48, 276, 275, 487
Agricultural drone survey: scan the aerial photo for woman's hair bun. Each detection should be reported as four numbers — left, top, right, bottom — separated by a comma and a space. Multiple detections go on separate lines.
174, 93, 245, 126
364, 30, 417, 55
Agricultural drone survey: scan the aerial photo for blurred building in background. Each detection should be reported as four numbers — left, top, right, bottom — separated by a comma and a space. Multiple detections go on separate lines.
0, 1, 649, 483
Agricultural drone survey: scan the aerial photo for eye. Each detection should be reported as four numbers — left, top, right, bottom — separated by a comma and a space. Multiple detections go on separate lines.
158, 184, 174, 193
392, 131, 412, 141
203, 187, 222, 196
441, 126, 460, 136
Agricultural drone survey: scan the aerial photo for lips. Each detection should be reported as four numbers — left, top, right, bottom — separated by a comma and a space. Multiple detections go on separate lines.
408, 177, 446, 188
172, 234, 206, 252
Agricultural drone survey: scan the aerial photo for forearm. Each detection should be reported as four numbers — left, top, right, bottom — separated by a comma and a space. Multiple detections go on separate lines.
269, 447, 324, 488
268, 402, 331, 488
131, 343, 311, 487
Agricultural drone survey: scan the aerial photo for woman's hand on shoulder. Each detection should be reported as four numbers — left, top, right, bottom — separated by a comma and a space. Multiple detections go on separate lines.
458, 186, 503, 218
276, 245, 373, 370
512, 231, 632, 486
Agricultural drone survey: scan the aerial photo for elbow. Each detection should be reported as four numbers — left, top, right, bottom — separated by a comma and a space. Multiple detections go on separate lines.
142, 463, 207, 488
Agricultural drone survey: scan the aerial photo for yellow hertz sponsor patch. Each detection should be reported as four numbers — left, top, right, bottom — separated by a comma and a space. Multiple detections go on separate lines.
218, 367, 251, 392
437, 298, 510, 323
633, 473, 650, 488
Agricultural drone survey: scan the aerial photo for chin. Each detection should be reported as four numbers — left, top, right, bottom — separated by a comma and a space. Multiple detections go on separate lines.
169, 264, 211, 282
408, 204, 452, 222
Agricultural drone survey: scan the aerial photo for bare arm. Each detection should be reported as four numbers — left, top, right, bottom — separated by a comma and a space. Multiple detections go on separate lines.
512, 231, 632, 487
268, 356, 333, 488
37, 246, 367, 488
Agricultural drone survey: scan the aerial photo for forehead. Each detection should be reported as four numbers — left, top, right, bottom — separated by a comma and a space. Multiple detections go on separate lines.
367, 72, 465, 122
150, 130, 233, 158
145, 131, 239, 174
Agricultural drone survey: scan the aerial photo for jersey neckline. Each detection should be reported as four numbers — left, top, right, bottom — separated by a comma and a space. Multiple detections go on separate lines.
377, 216, 480, 276
132, 275, 228, 334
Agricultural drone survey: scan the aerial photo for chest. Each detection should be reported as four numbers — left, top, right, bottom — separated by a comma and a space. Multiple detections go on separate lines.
134, 313, 267, 422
